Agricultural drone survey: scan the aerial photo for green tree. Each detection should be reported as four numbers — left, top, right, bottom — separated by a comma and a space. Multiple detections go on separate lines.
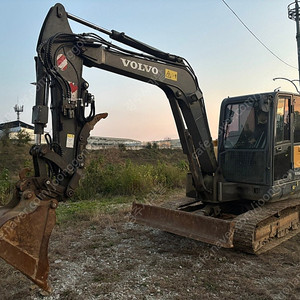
152, 142, 159, 149
0, 128, 11, 147
118, 143, 126, 151
16, 129, 31, 145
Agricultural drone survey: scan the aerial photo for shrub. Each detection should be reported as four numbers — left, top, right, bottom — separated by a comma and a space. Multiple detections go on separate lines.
74, 155, 187, 201
152, 142, 159, 149
0, 168, 12, 205
118, 143, 126, 151
16, 129, 31, 145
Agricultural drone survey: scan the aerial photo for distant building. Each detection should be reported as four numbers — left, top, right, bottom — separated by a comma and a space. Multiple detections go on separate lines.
87, 136, 182, 150
0, 120, 35, 141
144, 139, 182, 149
87, 136, 143, 150
169, 139, 182, 149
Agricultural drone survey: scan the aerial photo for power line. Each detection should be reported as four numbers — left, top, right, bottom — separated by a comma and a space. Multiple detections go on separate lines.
221, 0, 298, 70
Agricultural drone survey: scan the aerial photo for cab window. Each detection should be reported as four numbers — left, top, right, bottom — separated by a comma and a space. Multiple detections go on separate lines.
223, 102, 268, 149
275, 97, 290, 143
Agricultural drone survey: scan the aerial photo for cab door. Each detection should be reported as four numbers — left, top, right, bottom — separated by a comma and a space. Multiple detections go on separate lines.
293, 95, 300, 174
274, 95, 292, 181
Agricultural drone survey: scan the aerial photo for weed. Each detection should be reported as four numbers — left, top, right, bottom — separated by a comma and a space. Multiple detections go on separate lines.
74, 153, 187, 201
203, 280, 218, 292
0, 142, 32, 179
92, 271, 121, 283
56, 197, 133, 224
0, 168, 12, 205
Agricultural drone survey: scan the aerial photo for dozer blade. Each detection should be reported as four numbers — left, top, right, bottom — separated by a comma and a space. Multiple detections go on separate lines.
0, 190, 57, 292
132, 202, 234, 248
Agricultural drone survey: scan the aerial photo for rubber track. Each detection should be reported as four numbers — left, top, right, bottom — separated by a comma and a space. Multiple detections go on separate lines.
233, 199, 300, 254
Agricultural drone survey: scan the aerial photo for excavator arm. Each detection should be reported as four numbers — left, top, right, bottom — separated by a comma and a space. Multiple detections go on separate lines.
0, 3, 222, 291
32, 3, 218, 199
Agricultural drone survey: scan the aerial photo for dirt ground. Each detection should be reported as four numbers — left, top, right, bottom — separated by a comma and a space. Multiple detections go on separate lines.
1, 193, 300, 300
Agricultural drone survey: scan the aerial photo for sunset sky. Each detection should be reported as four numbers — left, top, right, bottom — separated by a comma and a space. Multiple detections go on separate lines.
0, 0, 299, 141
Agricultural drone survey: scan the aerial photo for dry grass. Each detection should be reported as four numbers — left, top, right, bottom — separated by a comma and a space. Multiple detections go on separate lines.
0, 147, 299, 299
0, 191, 300, 299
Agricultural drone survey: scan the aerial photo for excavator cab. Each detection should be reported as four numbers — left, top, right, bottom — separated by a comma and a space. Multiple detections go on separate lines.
219, 93, 271, 186
218, 92, 300, 202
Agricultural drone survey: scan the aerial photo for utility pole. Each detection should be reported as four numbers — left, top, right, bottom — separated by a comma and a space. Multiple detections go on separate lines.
288, 1, 300, 83
14, 104, 24, 122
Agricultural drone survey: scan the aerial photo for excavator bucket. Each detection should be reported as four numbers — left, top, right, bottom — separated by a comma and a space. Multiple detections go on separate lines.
0, 187, 57, 292
132, 201, 235, 248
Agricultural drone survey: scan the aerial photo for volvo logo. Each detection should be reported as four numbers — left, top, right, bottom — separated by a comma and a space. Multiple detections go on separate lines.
120, 58, 159, 75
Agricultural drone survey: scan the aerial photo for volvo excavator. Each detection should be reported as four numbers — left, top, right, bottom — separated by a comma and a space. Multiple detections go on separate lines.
0, 3, 300, 292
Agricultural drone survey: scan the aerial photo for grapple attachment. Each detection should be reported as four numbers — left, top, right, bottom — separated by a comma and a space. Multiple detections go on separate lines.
0, 185, 57, 292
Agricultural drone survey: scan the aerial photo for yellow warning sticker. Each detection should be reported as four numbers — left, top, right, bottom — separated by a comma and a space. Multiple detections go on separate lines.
66, 134, 75, 148
165, 69, 178, 81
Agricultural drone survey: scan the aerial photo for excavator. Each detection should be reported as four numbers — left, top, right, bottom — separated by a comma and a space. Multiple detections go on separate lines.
1, 2, 300, 292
